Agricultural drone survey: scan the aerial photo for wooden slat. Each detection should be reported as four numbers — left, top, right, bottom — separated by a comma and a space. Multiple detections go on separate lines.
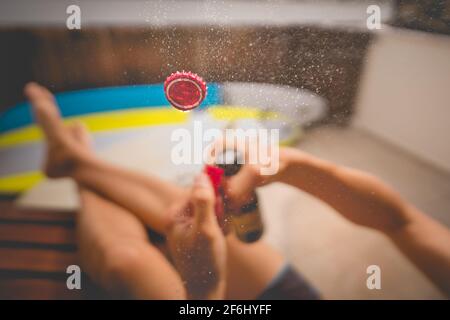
0, 223, 75, 245
0, 278, 84, 299
0, 202, 108, 298
0, 201, 75, 223
0, 248, 78, 273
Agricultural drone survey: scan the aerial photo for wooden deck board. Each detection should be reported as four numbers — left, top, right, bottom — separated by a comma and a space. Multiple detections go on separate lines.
0, 201, 89, 299
0, 278, 84, 300
0, 248, 77, 272
0, 202, 74, 223
0, 223, 76, 245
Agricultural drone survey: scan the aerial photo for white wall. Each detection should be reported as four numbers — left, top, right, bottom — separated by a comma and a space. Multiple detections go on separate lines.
0, 0, 392, 28
354, 27, 450, 172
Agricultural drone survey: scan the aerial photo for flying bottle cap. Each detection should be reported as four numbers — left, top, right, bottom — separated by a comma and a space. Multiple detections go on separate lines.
164, 71, 207, 111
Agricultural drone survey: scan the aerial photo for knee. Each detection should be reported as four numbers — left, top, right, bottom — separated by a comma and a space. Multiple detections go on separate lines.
100, 244, 145, 294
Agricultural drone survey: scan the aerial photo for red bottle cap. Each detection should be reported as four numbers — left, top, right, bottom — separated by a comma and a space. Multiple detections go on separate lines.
204, 165, 224, 196
164, 71, 207, 111
204, 165, 225, 222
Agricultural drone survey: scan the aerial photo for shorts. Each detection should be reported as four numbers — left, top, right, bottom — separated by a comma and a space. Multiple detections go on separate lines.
257, 264, 321, 300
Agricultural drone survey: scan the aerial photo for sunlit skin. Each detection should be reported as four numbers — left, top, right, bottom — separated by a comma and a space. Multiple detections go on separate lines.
25, 82, 450, 298
24, 82, 283, 299
226, 148, 450, 296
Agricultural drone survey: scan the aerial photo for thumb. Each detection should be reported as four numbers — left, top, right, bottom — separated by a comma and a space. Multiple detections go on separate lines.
224, 165, 260, 208
191, 173, 217, 228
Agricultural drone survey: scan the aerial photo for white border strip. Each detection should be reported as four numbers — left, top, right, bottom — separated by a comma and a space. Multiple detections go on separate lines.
0, 0, 393, 29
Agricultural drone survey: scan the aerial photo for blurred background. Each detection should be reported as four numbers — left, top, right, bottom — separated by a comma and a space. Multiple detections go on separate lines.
0, 0, 449, 299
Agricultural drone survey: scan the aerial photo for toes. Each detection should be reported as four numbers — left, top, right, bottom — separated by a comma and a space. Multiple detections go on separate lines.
24, 82, 58, 116
24, 82, 41, 97
24, 82, 64, 139
24, 82, 57, 110
25, 82, 54, 99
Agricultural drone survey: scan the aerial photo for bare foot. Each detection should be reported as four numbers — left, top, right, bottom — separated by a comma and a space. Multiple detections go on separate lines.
69, 121, 92, 150
24, 82, 93, 178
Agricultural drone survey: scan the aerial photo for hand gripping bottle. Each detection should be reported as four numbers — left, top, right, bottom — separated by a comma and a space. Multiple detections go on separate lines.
217, 150, 264, 243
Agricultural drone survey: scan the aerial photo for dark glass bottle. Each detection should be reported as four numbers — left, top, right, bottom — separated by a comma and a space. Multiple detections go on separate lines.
216, 150, 264, 243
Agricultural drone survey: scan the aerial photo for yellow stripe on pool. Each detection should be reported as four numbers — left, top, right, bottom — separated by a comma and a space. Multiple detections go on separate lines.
0, 107, 189, 148
207, 106, 280, 120
0, 105, 278, 149
0, 105, 299, 193
0, 171, 44, 193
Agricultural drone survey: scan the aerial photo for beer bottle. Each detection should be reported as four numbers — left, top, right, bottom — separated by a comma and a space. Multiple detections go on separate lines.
216, 150, 264, 243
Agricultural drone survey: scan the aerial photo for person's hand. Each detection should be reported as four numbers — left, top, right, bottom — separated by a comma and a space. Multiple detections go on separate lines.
222, 147, 296, 209
166, 173, 226, 300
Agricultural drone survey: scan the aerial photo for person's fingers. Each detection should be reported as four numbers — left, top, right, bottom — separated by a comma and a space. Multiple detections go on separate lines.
191, 173, 217, 229
208, 135, 250, 165
224, 164, 260, 208
166, 200, 188, 228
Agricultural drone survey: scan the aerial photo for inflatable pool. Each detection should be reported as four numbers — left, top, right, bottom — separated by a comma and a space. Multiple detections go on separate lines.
0, 83, 327, 195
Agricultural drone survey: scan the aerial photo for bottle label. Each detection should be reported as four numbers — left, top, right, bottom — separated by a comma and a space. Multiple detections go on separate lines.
232, 210, 264, 233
